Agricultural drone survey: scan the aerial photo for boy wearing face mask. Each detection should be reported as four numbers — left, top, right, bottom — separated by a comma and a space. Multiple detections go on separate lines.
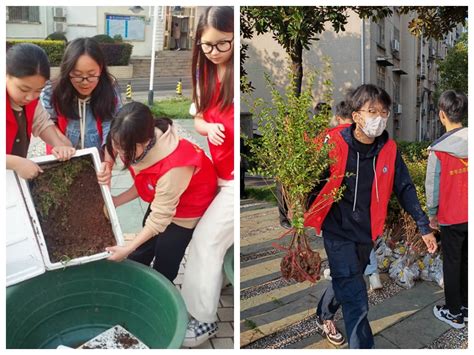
304, 84, 437, 349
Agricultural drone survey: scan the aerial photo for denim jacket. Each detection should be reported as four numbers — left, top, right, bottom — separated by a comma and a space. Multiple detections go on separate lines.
40, 81, 122, 151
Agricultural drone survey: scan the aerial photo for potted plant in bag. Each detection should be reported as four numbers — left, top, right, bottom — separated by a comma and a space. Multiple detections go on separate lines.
245, 62, 344, 283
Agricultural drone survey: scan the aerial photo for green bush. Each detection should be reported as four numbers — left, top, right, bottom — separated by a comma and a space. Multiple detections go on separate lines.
100, 43, 133, 66
7, 38, 133, 67
387, 140, 430, 226
246, 62, 335, 233
6, 40, 66, 66
92, 34, 115, 43
113, 34, 123, 42
386, 153, 428, 228
396, 140, 430, 162
45, 32, 68, 42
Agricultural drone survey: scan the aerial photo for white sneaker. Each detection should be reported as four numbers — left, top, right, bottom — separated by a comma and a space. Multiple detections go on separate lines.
182, 319, 218, 347
369, 273, 383, 290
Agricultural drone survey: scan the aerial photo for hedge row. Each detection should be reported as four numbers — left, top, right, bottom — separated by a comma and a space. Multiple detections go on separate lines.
6, 40, 66, 66
6, 39, 133, 67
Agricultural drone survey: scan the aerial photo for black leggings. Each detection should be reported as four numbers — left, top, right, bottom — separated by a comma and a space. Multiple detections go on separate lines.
128, 205, 193, 282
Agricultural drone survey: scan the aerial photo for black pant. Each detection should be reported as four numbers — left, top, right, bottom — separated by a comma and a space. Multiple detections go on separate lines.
128, 205, 193, 282
440, 223, 468, 314
323, 235, 373, 349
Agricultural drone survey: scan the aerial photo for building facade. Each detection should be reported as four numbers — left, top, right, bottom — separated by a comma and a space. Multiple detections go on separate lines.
242, 8, 464, 141
6, 6, 204, 57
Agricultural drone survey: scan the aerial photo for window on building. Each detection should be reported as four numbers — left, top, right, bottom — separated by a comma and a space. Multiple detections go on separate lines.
376, 19, 385, 47
376, 65, 386, 89
393, 27, 400, 42
7, 6, 40, 23
393, 78, 401, 104
391, 27, 400, 57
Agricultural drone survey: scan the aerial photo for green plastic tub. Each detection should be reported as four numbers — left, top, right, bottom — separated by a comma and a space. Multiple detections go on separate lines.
6, 260, 187, 349
223, 245, 234, 286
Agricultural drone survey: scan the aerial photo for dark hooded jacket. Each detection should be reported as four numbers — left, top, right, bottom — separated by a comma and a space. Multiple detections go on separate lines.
315, 124, 431, 244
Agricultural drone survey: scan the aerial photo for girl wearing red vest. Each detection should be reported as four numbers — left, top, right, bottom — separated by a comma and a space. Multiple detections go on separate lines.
181, 6, 234, 346
40, 38, 121, 183
304, 84, 437, 349
426, 90, 468, 329
6, 43, 75, 180
102, 102, 217, 283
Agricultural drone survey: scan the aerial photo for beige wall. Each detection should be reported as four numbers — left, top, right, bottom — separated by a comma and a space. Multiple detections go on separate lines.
242, 9, 457, 141
6, 7, 48, 39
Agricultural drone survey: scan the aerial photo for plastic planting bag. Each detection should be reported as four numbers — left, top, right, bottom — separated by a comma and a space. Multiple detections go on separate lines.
429, 255, 444, 288
388, 254, 418, 289
418, 253, 444, 288
375, 238, 393, 272
273, 230, 321, 283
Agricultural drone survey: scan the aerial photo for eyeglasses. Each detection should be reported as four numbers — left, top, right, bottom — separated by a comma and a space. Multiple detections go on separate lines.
197, 37, 234, 54
358, 109, 391, 118
69, 75, 100, 84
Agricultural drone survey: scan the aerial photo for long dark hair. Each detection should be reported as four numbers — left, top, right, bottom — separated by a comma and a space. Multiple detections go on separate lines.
53, 37, 117, 121
106, 102, 173, 169
192, 6, 234, 113
6, 43, 50, 79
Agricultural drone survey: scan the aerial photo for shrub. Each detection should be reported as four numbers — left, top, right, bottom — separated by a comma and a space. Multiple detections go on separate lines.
6, 40, 66, 66
92, 34, 115, 43
396, 140, 430, 162
45, 32, 68, 42
386, 153, 428, 230
246, 60, 335, 233
7, 38, 133, 67
100, 43, 133, 66
113, 34, 123, 42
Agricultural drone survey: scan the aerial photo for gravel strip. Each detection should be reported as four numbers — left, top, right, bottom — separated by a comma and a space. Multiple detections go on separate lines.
240, 277, 295, 300
426, 325, 468, 349
367, 275, 404, 306
243, 310, 342, 349
240, 248, 279, 263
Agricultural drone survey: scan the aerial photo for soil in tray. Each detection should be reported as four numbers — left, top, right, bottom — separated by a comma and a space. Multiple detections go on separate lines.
80, 325, 146, 349
28, 155, 116, 263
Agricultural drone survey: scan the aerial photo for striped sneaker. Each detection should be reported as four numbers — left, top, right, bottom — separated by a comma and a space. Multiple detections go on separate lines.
433, 305, 465, 329
182, 319, 218, 347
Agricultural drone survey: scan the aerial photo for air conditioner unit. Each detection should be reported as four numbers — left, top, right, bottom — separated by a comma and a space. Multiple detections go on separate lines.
53, 7, 66, 18
54, 22, 67, 33
391, 39, 400, 52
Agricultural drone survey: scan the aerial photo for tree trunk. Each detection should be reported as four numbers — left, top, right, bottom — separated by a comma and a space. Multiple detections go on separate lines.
290, 43, 303, 96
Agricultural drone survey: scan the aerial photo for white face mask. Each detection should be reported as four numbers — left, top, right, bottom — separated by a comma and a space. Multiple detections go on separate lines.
361, 116, 387, 138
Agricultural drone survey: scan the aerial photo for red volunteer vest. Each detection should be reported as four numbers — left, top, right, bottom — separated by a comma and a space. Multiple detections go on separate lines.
304, 131, 397, 241
6, 93, 38, 154
203, 80, 234, 180
435, 151, 468, 224
130, 138, 217, 218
